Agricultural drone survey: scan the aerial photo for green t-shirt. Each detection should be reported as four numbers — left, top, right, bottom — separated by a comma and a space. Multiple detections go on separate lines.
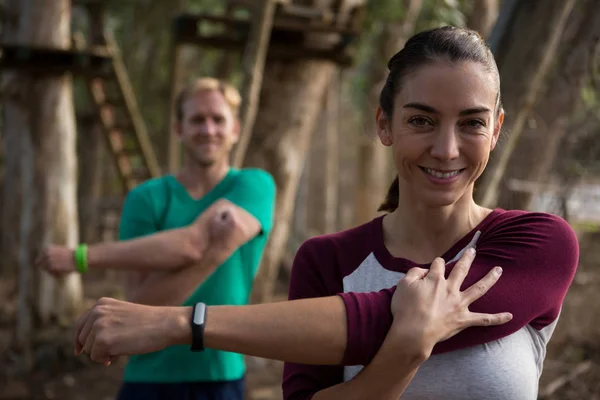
120, 168, 276, 383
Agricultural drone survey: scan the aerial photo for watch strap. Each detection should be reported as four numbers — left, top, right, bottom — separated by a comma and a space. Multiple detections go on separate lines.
190, 302, 207, 352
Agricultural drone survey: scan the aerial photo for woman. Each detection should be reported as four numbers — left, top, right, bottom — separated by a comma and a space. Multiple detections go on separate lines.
75, 26, 578, 400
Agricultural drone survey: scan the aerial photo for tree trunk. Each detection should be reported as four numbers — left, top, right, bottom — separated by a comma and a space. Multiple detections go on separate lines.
474, 0, 577, 208
496, 0, 600, 210
306, 72, 340, 235
232, 0, 277, 168
77, 122, 104, 244
248, 59, 337, 303
355, 0, 423, 225
1, 0, 82, 352
466, 0, 499, 39
77, 3, 107, 245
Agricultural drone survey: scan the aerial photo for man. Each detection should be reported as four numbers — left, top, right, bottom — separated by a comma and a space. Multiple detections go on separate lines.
37, 77, 276, 400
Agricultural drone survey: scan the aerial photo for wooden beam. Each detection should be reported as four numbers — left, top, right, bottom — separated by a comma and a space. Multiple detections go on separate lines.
232, 0, 277, 168
173, 13, 360, 38
0, 43, 112, 76
174, 33, 354, 65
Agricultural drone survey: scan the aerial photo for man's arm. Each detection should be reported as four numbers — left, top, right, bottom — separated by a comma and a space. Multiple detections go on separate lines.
36, 200, 233, 276
129, 201, 261, 306
129, 169, 276, 306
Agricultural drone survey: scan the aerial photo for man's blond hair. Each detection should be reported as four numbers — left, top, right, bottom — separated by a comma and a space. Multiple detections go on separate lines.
175, 77, 242, 121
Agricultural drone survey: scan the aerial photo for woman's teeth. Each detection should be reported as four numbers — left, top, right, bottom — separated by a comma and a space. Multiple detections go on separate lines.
424, 168, 461, 179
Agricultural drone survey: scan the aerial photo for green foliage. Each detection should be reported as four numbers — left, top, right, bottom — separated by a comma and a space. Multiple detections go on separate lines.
581, 83, 599, 110
349, 0, 473, 112
415, 0, 471, 31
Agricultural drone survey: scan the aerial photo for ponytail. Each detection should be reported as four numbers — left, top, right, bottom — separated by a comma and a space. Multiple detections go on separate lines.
378, 176, 399, 212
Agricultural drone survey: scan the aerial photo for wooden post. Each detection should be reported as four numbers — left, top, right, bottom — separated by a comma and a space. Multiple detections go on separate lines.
166, 41, 184, 174
164, 0, 189, 173
231, 0, 277, 168
77, 2, 106, 245
324, 72, 340, 233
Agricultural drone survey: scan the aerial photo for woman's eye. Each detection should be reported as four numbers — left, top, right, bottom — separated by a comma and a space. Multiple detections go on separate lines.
408, 117, 432, 127
463, 119, 485, 128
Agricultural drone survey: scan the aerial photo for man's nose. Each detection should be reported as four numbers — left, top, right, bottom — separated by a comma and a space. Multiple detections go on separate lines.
200, 119, 218, 135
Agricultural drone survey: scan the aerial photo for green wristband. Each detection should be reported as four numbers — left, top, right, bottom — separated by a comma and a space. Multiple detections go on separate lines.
74, 244, 89, 274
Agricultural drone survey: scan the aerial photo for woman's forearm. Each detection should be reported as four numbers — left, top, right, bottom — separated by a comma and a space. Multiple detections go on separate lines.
313, 326, 427, 400
169, 297, 348, 365
87, 225, 207, 271
164, 299, 425, 400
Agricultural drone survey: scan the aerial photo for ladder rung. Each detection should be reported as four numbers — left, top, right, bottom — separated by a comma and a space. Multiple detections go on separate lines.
115, 147, 142, 157
94, 96, 126, 108
280, 5, 333, 21
100, 114, 133, 131
130, 168, 152, 179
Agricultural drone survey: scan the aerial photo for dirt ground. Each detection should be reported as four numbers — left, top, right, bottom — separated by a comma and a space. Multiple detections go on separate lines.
1, 232, 599, 400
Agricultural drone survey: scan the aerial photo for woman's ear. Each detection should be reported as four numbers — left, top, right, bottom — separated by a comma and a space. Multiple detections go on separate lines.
491, 109, 505, 151
376, 107, 393, 146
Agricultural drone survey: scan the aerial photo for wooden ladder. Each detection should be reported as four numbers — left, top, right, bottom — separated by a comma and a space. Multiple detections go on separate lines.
84, 33, 161, 192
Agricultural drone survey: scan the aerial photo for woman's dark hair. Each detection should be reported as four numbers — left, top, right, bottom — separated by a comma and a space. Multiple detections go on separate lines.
378, 26, 502, 213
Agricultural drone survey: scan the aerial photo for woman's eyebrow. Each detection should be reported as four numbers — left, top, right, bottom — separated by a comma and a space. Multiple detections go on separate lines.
402, 103, 491, 116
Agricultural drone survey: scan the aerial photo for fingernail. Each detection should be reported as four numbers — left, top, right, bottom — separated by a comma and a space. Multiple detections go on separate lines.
467, 248, 476, 256
495, 267, 503, 276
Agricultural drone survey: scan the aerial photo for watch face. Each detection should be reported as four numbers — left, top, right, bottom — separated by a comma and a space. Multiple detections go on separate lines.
193, 303, 206, 325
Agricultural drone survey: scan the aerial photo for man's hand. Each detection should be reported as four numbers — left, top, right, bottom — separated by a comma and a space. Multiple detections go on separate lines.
36, 245, 77, 276
207, 207, 246, 249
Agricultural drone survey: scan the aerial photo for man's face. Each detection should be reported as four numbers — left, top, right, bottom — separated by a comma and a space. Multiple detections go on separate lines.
176, 90, 239, 167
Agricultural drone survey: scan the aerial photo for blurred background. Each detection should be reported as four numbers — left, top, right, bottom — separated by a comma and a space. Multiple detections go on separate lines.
0, 0, 599, 399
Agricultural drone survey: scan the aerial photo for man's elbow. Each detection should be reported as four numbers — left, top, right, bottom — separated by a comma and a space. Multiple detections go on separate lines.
182, 225, 210, 265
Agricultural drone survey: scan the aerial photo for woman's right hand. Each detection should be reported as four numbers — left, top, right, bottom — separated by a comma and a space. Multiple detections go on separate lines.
390, 248, 512, 354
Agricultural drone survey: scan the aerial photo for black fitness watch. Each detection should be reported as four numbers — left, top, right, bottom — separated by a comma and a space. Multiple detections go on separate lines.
190, 302, 207, 352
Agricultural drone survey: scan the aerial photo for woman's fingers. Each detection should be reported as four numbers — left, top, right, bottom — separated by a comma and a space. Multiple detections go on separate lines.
466, 311, 513, 327
78, 308, 99, 356
461, 266, 503, 304
427, 257, 446, 280
447, 248, 475, 291
82, 323, 97, 358
74, 309, 91, 355
403, 267, 429, 284
90, 333, 112, 365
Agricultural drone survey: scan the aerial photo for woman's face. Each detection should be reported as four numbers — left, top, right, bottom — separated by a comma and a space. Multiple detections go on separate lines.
376, 61, 504, 208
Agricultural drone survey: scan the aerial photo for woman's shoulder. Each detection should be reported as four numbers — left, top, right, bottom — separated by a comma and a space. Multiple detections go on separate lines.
481, 209, 576, 238
477, 209, 579, 274
299, 216, 383, 254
